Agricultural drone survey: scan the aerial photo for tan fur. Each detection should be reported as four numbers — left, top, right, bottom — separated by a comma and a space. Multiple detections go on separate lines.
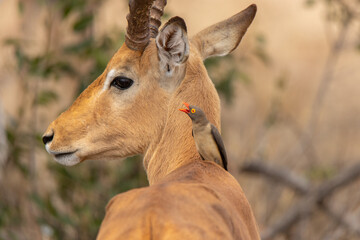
98, 161, 259, 240
43, 4, 259, 240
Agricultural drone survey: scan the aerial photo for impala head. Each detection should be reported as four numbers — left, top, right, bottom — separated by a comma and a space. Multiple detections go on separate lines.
42, 0, 256, 174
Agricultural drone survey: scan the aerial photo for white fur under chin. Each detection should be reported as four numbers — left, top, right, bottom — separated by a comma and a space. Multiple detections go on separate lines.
53, 154, 80, 166
46, 144, 80, 166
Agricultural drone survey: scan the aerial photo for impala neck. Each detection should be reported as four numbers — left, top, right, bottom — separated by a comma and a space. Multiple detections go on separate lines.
144, 48, 221, 185
143, 112, 201, 185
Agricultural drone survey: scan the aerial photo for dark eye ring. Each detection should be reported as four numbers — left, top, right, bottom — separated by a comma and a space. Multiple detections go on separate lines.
110, 76, 134, 90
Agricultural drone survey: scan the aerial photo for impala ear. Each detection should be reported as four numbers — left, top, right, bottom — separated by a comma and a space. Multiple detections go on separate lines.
156, 17, 189, 76
191, 4, 257, 60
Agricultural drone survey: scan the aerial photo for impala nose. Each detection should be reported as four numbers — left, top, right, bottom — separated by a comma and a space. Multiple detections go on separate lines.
42, 130, 54, 145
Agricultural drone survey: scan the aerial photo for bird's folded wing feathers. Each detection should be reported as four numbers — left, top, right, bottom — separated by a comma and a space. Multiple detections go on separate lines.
210, 124, 228, 171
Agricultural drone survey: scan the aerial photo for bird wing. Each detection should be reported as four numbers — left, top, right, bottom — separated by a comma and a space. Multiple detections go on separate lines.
210, 124, 228, 171
193, 130, 205, 160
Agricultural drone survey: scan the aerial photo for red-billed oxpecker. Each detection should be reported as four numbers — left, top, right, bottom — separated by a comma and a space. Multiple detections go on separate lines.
179, 102, 228, 171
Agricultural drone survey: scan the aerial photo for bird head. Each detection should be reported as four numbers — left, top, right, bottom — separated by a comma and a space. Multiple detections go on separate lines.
179, 102, 207, 123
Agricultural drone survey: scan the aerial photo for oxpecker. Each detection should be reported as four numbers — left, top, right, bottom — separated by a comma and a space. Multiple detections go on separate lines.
179, 102, 228, 171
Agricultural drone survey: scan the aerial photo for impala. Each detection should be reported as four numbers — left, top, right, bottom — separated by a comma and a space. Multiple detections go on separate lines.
43, 0, 260, 239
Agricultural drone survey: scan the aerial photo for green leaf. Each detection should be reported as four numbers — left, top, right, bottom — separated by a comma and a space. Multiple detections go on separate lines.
18, 1, 24, 15
255, 34, 266, 44
28, 56, 42, 76
305, 165, 337, 181
204, 55, 234, 70
64, 38, 93, 54
30, 193, 46, 211
276, 75, 287, 91
204, 57, 221, 69
253, 47, 271, 65
73, 14, 93, 32
305, 0, 317, 7
45, 195, 58, 218
59, 0, 86, 19
264, 99, 280, 128
62, 3, 73, 18
35, 133, 45, 147
162, 12, 171, 20
35, 90, 58, 106
56, 61, 76, 75
254, 34, 271, 65
3, 38, 20, 46
15, 47, 28, 70
238, 71, 251, 85
215, 69, 237, 104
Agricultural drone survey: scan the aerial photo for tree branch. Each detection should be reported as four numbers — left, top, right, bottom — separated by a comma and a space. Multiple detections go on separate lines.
241, 161, 360, 239
316, 163, 360, 201
320, 203, 360, 236
240, 161, 309, 194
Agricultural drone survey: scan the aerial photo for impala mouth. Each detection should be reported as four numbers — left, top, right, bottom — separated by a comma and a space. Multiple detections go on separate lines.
53, 151, 80, 166
54, 151, 77, 159
46, 146, 80, 166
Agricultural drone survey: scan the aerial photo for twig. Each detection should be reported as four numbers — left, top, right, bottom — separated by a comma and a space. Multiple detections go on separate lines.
241, 161, 360, 239
307, 12, 352, 137
320, 203, 360, 236
240, 161, 309, 194
0, 103, 7, 180
261, 196, 316, 240
316, 163, 360, 201
279, 0, 357, 167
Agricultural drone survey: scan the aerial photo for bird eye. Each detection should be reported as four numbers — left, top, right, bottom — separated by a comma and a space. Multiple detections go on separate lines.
111, 76, 134, 90
191, 109, 196, 113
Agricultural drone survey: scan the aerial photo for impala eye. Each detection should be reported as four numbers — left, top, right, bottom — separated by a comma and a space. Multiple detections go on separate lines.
111, 77, 134, 90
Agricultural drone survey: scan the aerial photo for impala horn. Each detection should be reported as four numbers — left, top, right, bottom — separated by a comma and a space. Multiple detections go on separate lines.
150, 0, 167, 38
125, 0, 156, 51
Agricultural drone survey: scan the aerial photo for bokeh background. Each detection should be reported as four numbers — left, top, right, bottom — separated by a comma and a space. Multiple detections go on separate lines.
0, 0, 359, 239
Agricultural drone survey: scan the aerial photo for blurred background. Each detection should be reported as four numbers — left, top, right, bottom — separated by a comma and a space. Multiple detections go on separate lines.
0, 0, 359, 239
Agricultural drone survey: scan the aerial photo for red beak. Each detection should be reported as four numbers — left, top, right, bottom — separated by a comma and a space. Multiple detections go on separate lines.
179, 102, 190, 114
